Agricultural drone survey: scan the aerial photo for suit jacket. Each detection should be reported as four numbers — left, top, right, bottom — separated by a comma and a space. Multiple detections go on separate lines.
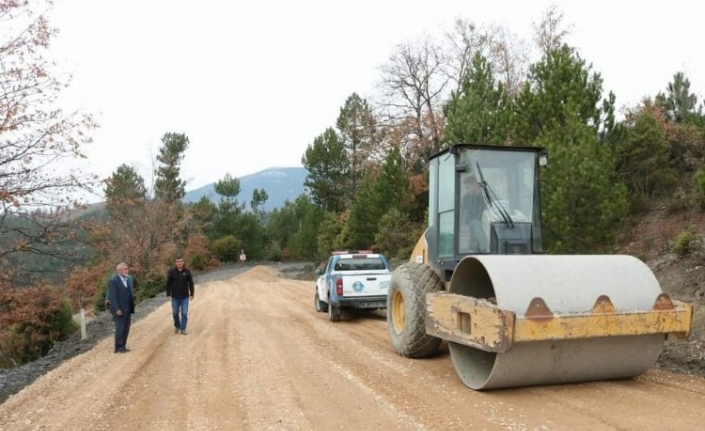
107, 273, 135, 317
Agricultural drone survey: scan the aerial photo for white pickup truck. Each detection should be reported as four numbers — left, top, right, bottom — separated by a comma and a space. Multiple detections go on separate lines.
314, 251, 392, 322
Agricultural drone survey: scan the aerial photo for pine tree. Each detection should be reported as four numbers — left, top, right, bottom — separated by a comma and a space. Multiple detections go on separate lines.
656, 72, 699, 123
616, 104, 677, 203
444, 53, 512, 145
301, 128, 348, 213
538, 113, 627, 253
336, 93, 379, 203
514, 45, 626, 253
154, 133, 190, 203
514, 45, 612, 143
104, 164, 147, 219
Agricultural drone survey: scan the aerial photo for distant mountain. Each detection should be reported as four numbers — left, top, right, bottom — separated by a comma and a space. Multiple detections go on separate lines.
183, 167, 309, 211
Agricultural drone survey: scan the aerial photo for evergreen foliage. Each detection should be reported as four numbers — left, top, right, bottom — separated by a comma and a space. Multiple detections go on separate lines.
154, 133, 190, 202
444, 53, 512, 145
657, 72, 699, 124
615, 105, 677, 204
301, 128, 348, 213
536, 114, 627, 253
336, 93, 379, 203
514, 46, 626, 253
374, 208, 421, 259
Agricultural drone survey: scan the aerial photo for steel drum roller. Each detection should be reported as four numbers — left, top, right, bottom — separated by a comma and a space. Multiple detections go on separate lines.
446, 255, 668, 390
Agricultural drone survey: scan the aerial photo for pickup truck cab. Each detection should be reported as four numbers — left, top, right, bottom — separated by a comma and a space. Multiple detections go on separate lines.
314, 251, 392, 322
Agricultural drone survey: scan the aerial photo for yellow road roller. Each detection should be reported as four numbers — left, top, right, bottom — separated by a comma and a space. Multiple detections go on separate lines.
386, 144, 693, 390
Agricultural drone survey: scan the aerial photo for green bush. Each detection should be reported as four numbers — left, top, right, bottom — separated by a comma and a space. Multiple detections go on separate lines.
210, 235, 242, 262
51, 298, 79, 341
190, 252, 207, 271
266, 241, 282, 262
693, 167, 705, 209
665, 188, 692, 214
93, 272, 112, 312
672, 226, 700, 256
2, 295, 78, 367
136, 274, 166, 302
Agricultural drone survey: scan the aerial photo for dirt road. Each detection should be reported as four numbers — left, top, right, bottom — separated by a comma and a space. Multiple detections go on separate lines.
1, 266, 704, 431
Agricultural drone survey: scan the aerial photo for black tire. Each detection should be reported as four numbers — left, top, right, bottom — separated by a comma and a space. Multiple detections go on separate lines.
328, 302, 341, 322
314, 290, 328, 313
387, 262, 443, 358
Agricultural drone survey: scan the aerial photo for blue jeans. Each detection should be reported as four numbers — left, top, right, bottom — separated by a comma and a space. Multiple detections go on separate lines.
172, 297, 189, 331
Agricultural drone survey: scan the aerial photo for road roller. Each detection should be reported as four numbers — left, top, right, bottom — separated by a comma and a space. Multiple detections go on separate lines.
386, 144, 693, 390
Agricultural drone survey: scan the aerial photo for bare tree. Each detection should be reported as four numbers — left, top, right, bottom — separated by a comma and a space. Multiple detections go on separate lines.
487, 25, 530, 96
444, 19, 529, 98
0, 1, 97, 281
377, 33, 450, 155
444, 18, 494, 95
533, 3, 572, 57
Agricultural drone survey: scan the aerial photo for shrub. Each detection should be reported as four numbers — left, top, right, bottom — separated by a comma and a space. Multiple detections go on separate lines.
693, 167, 705, 209
672, 225, 700, 256
0, 287, 78, 368
135, 273, 166, 302
665, 188, 693, 214
267, 241, 282, 262
93, 272, 112, 312
210, 235, 241, 262
190, 252, 207, 271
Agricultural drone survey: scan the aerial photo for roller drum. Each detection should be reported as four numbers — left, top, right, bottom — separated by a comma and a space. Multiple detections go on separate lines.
448, 255, 666, 390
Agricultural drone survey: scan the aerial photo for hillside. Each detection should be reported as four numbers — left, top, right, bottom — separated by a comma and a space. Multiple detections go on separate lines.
183, 166, 308, 211
622, 203, 705, 375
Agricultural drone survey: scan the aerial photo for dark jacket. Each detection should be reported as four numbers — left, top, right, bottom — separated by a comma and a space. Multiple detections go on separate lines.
107, 273, 135, 316
166, 267, 195, 298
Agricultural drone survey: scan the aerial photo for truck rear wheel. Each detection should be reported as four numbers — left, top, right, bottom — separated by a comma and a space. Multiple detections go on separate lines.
387, 262, 442, 358
328, 303, 341, 322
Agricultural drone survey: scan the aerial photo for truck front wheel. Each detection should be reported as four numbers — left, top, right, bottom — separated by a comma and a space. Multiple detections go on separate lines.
314, 291, 328, 313
387, 262, 442, 358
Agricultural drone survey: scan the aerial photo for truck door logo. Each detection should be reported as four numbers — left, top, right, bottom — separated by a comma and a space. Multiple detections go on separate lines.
353, 281, 364, 292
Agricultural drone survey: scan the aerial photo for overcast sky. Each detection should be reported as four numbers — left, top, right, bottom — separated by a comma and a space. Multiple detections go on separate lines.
48, 0, 704, 202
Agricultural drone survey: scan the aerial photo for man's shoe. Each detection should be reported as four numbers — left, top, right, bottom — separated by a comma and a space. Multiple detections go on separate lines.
174, 328, 179, 334
180, 330, 187, 335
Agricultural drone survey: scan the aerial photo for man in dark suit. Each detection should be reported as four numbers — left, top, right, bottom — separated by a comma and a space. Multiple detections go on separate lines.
107, 262, 135, 353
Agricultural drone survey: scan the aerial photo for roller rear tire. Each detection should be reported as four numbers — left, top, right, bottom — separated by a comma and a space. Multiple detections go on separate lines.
387, 262, 443, 358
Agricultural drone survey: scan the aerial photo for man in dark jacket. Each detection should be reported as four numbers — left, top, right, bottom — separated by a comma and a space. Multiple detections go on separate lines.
166, 257, 195, 335
107, 262, 135, 353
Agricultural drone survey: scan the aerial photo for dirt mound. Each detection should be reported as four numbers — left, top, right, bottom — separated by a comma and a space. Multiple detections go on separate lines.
236, 265, 282, 283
